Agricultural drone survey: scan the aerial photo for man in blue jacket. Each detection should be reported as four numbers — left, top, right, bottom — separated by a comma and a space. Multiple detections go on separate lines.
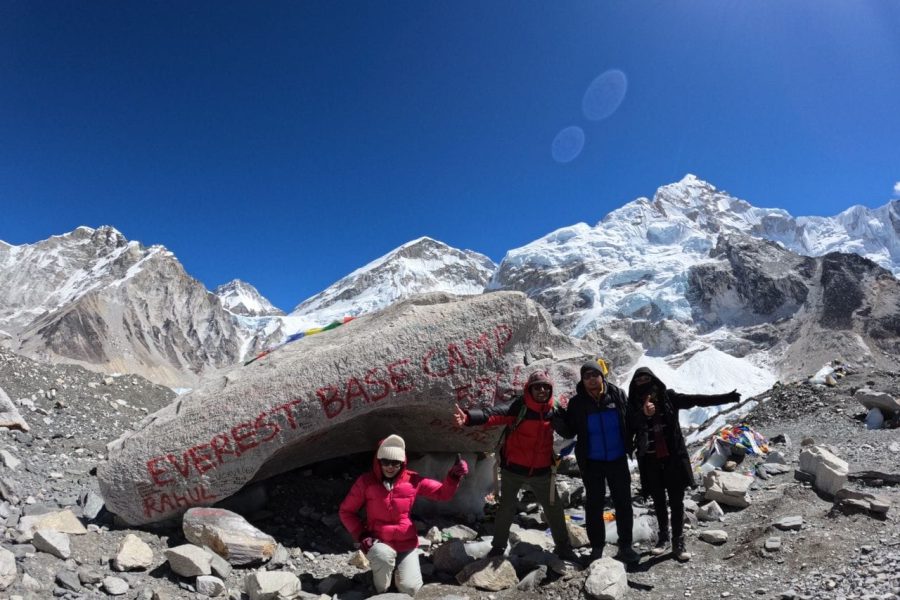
553, 360, 639, 565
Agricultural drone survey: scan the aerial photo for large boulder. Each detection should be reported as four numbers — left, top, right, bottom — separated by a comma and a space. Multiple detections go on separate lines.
98, 292, 593, 524
703, 470, 753, 508
0, 387, 29, 432
798, 445, 848, 496
182, 507, 276, 565
854, 388, 900, 414
456, 558, 519, 591
584, 557, 628, 599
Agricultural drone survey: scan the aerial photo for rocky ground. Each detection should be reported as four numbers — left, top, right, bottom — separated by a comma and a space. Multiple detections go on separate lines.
0, 347, 898, 600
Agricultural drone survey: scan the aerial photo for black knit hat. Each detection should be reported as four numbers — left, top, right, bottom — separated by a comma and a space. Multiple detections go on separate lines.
580, 361, 603, 379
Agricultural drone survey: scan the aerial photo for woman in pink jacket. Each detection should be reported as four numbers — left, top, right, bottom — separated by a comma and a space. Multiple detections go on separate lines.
339, 434, 468, 595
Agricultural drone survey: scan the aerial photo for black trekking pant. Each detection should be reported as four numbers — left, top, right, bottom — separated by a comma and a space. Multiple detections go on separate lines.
582, 456, 633, 552
642, 455, 686, 542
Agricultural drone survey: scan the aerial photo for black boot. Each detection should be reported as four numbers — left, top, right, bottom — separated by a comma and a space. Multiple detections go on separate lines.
673, 536, 691, 561
614, 544, 640, 565
555, 544, 579, 563
651, 530, 670, 556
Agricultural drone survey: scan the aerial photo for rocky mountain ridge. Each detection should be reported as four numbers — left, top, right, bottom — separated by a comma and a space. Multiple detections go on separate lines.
0, 227, 261, 388
289, 237, 496, 327
487, 176, 900, 384
214, 280, 285, 318
2, 176, 899, 389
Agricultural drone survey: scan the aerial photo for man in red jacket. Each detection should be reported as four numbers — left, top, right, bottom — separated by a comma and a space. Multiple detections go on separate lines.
454, 370, 578, 562
339, 435, 468, 595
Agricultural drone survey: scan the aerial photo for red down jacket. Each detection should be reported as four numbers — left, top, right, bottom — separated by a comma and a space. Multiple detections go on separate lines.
465, 385, 558, 476
339, 451, 460, 552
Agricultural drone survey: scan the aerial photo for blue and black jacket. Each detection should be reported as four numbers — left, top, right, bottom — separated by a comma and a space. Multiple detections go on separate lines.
552, 379, 632, 472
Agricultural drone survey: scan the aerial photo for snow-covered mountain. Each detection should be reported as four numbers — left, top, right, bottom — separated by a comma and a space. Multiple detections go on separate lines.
215, 279, 285, 317
2, 176, 897, 394
0, 230, 496, 386
287, 236, 496, 329
0, 227, 278, 387
487, 174, 900, 392
490, 175, 899, 334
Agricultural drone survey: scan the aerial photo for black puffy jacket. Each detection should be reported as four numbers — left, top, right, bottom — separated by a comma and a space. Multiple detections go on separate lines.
628, 366, 740, 492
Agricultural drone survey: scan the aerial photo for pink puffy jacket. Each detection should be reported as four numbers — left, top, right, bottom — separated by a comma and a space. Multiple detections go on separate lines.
339, 451, 461, 552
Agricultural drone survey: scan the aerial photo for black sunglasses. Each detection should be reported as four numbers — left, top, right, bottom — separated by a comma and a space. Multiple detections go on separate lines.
379, 459, 402, 467
530, 383, 552, 392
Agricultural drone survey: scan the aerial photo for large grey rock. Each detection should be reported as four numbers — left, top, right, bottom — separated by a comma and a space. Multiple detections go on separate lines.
183, 507, 276, 566
0, 547, 16, 590
834, 488, 892, 515
798, 445, 848, 496
196, 575, 226, 597
80, 490, 105, 521
102, 576, 129, 596
164, 544, 212, 577
456, 558, 519, 591
114, 533, 154, 571
32, 529, 71, 559
703, 470, 753, 508
441, 524, 479, 542
854, 388, 900, 414
432, 539, 492, 573
77, 567, 104, 585
517, 565, 548, 591
202, 545, 234, 579
583, 557, 628, 599
774, 516, 803, 531
765, 450, 788, 465
697, 500, 725, 522
757, 463, 791, 479
0, 387, 29, 432
699, 530, 729, 544
510, 527, 554, 551
21, 572, 42, 592
98, 292, 593, 525
55, 570, 81, 591
244, 571, 302, 600
0, 450, 21, 471
17, 509, 87, 541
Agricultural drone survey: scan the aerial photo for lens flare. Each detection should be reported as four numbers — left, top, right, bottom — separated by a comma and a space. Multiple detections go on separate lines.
551, 126, 585, 163
582, 69, 628, 121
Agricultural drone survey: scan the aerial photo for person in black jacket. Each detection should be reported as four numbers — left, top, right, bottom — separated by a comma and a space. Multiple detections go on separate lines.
553, 360, 640, 565
628, 366, 740, 561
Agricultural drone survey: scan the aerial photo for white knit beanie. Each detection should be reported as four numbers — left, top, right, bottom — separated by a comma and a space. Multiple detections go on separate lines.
376, 434, 406, 462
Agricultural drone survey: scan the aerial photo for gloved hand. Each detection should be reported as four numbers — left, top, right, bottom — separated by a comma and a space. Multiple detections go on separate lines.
726, 389, 741, 403
359, 535, 377, 554
448, 455, 469, 480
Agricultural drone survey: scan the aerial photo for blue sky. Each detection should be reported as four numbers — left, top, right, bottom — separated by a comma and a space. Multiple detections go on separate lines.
2, 2, 899, 312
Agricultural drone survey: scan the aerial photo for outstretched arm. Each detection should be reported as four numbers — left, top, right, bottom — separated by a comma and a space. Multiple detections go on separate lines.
416, 457, 468, 501
459, 399, 519, 428
668, 389, 740, 410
